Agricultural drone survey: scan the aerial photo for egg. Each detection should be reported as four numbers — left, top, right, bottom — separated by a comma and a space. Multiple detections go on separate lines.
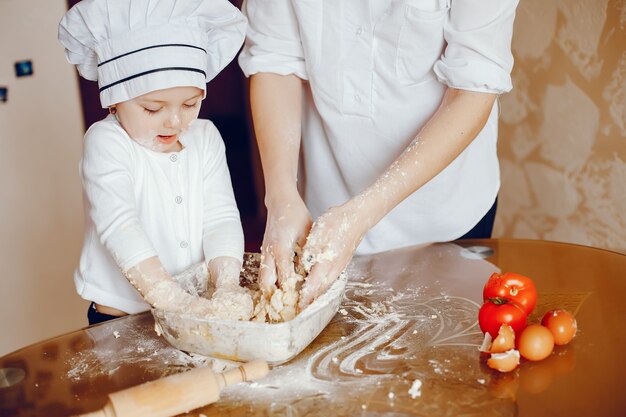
487, 349, 520, 372
518, 324, 554, 361
490, 324, 516, 353
541, 309, 577, 346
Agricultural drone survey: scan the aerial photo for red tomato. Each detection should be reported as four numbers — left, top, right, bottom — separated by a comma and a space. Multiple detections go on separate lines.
483, 272, 537, 315
479, 299, 528, 338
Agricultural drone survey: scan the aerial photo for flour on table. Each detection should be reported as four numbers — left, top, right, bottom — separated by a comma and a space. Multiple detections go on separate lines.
408, 379, 422, 399
65, 323, 235, 382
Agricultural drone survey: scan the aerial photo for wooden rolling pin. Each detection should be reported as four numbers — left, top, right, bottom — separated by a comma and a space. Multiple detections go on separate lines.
78, 359, 269, 417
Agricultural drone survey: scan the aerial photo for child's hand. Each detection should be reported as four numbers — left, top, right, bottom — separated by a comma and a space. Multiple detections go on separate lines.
126, 256, 253, 320
207, 286, 253, 320
207, 257, 253, 320
186, 295, 217, 317
144, 279, 210, 313
126, 257, 214, 314
208, 256, 242, 288
173, 262, 209, 296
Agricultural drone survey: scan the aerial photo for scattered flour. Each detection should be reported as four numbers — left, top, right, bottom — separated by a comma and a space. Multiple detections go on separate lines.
217, 277, 490, 413
408, 379, 422, 399
64, 322, 234, 382
66, 255, 500, 414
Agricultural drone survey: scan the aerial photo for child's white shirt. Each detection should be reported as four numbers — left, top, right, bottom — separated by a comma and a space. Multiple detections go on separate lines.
75, 115, 244, 314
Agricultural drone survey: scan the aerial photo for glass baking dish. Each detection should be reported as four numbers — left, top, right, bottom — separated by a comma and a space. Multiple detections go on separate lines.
152, 255, 347, 365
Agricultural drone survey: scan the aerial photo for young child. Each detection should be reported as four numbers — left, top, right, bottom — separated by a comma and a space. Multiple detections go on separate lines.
58, 0, 252, 325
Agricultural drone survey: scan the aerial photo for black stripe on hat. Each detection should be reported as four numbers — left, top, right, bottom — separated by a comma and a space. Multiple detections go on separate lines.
99, 67, 207, 92
98, 44, 207, 67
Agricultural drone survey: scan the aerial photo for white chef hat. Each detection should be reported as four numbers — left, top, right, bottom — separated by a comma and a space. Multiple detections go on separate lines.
58, 0, 246, 108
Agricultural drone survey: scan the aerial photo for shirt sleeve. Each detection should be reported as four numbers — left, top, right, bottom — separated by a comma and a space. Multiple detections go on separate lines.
200, 123, 245, 263
238, 0, 308, 80
81, 122, 157, 272
433, 0, 519, 94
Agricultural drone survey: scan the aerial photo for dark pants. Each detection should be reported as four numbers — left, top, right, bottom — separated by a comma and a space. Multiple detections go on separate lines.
457, 198, 498, 240
87, 302, 123, 326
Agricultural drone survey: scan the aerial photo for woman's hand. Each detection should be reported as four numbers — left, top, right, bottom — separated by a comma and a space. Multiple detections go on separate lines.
259, 195, 313, 292
298, 201, 370, 309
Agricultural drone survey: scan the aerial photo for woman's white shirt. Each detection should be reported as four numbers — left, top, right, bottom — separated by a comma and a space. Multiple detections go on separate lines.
239, 0, 518, 253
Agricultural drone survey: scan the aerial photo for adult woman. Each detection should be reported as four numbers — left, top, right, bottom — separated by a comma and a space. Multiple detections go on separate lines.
239, 0, 519, 308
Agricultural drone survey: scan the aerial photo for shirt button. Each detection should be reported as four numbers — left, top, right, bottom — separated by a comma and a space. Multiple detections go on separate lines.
169, 154, 178, 162
354, 94, 361, 103
180, 241, 188, 249
355, 26, 363, 36
175, 196, 183, 204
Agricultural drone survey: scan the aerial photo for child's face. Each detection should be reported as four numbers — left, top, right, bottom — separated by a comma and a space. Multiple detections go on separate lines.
114, 86, 203, 153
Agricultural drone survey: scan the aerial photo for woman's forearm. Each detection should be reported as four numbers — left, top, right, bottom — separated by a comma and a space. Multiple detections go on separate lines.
250, 73, 304, 207
353, 88, 498, 227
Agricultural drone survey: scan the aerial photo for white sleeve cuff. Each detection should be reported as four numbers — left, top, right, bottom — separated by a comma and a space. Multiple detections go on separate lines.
433, 57, 512, 94
238, 40, 309, 80
237, 0, 309, 80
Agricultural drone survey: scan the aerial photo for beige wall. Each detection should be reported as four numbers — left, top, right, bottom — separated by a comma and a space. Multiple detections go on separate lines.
495, 0, 626, 253
0, 0, 87, 356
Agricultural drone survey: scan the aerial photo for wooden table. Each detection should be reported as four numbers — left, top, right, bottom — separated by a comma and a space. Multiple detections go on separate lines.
2, 239, 625, 417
